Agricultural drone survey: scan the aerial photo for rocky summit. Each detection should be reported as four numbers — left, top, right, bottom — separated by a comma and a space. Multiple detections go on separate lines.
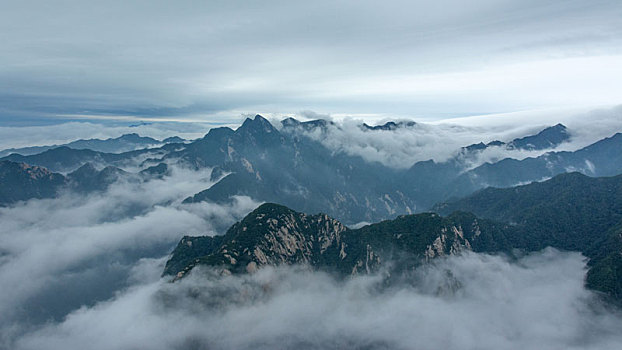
164, 203, 508, 280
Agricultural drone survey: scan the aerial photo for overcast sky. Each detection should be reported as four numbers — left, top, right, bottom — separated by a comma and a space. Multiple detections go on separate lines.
1, 0, 621, 125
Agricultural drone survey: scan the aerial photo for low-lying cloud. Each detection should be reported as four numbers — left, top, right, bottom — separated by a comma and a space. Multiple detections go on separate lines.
11, 249, 622, 350
3, 105, 621, 172
0, 165, 260, 346
286, 105, 622, 168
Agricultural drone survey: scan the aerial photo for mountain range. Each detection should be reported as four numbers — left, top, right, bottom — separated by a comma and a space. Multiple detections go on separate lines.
0, 133, 187, 158
0, 160, 168, 205
170, 116, 590, 223
165, 172, 622, 301
2, 115, 621, 224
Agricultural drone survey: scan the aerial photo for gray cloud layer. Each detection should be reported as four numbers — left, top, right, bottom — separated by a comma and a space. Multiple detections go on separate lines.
0, 165, 260, 346
1, 0, 621, 122
12, 250, 622, 350
2, 122, 622, 348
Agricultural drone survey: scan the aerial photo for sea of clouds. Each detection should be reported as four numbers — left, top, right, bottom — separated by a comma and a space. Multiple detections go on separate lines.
0, 165, 260, 347
2, 106, 622, 171
0, 164, 620, 349
7, 249, 622, 350
2, 106, 622, 349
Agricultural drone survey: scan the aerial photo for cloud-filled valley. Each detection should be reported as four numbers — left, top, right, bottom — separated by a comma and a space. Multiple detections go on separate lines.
3, 1, 622, 348
1, 107, 622, 349
2, 104, 620, 171
0, 165, 260, 347
283, 106, 622, 168
11, 250, 622, 350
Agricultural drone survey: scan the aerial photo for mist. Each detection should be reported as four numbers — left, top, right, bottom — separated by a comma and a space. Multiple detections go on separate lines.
0, 165, 260, 346
1, 126, 622, 349
282, 106, 622, 168
2, 105, 621, 171
8, 249, 622, 350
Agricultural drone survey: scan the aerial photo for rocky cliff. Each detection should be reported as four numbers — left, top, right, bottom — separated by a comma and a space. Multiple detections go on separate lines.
164, 203, 506, 280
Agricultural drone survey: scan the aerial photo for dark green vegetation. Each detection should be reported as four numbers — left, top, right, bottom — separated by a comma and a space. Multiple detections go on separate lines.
2, 115, 621, 223
166, 172, 622, 301
162, 235, 225, 278
436, 172, 622, 299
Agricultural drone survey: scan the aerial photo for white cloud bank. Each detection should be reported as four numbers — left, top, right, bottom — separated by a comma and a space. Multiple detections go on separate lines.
1, 117, 622, 349
285, 105, 622, 168
11, 249, 622, 350
0, 166, 260, 346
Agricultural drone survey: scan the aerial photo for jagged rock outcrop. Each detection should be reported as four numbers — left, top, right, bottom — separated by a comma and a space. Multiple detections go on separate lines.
164, 203, 507, 279
166, 187, 622, 302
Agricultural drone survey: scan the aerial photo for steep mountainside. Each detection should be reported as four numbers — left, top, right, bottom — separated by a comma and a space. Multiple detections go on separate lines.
164, 203, 512, 280
435, 172, 622, 298
443, 133, 622, 200
0, 160, 135, 205
166, 173, 622, 300
0, 144, 180, 173
178, 116, 620, 223
67, 163, 130, 192
0, 160, 66, 204
402, 132, 622, 209
507, 123, 570, 150
178, 116, 413, 223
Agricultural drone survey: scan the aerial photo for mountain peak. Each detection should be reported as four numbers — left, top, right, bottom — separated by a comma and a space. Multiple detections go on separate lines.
280, 118, 334, 132
362, 120, 416, 131
119, 133, 141, 139
205, 126, 235, 138
281, 117, 301, 128
164, 202, 488, 279
162, 136, 186, 143
250, 202, 295, 216
464, 142, 487, 152
115, 133, 158, 143
238, 114, 277, 134
71, 162, 98, 175
486, 140, 505, 147
508, 124, 570, 150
